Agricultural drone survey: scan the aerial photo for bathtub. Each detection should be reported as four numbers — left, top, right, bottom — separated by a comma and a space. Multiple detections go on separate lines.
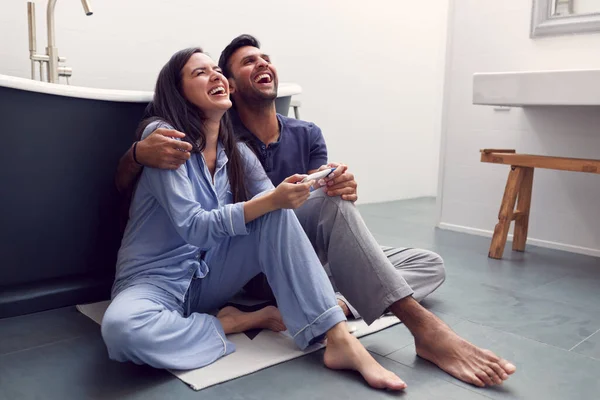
0, 74, 301, 318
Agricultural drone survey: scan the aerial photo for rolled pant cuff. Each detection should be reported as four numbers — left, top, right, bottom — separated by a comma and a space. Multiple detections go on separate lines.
362, 287, 414, 325
293, 305, 346, 349
335, 293, 361, 320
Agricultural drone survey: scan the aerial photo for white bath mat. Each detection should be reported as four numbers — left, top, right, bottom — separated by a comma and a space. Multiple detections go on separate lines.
77, 300, 400, 391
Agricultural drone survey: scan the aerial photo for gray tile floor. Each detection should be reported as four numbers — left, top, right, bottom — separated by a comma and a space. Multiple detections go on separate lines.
1, 197, 599, 399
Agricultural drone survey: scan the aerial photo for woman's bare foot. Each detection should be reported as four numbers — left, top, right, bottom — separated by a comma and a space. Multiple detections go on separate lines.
415, 320, 516, 387
217, 306, 286, 334
323, 323, 407, 391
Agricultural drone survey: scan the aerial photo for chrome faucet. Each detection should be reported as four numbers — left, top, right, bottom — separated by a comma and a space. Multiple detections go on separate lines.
27, 1, 93, 84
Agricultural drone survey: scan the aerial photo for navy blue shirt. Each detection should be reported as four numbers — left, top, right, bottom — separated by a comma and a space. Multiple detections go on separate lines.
230, 113, 328, 186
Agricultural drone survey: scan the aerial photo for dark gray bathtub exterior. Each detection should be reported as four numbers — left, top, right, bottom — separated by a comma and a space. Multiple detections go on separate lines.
0, 83, 293, 318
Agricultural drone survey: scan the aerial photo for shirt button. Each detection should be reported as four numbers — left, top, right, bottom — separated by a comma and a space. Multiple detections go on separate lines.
189, 267, 194, 273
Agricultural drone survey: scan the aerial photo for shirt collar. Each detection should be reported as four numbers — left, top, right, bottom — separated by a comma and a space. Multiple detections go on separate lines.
230, 110, 283, 147
215, 140, 228, 168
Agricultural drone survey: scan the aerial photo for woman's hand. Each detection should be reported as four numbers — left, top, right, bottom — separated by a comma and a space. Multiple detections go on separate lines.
270, 174, 314, 210
243, 175, 314, 223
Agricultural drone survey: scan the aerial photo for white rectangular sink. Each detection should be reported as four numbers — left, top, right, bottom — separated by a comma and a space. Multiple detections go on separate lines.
473, 69, 600, 106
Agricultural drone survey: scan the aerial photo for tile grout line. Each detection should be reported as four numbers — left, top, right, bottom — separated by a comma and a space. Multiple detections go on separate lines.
382, 342, 413, 358
443, 378, 497, 400
427, 310, 600, 356
380, 348, 496, 400
0, 335, 86, 359
569, 327, 600, 352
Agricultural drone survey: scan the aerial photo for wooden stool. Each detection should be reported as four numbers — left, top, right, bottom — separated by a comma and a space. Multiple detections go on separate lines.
481, 149, 600, 259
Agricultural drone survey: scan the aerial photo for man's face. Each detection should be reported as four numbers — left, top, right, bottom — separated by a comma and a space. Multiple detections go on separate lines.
227, 46, 279, 104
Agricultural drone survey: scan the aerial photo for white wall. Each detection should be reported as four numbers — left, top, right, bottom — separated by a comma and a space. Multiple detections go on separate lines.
1, 0, 449, 204
439, 0, 600, 256
575, 0, 600, 15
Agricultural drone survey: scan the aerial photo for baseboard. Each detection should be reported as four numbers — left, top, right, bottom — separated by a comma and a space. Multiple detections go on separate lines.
438, 223, 600, 258
0, 274, 113, 319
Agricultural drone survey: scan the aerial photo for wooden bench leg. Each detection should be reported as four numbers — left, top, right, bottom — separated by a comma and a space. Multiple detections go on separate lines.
513, 167, 534, 252
489, 166, 524, 259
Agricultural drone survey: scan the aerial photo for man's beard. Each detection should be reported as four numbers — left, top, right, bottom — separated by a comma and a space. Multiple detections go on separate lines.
237, 83, 278, 109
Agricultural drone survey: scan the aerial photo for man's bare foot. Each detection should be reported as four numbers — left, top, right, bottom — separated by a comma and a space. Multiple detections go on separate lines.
414, 321, 515, 387
391, 298, 515, 387
217, 306, 286, 334
323, 323, 407, 391
391, 297, 516, 387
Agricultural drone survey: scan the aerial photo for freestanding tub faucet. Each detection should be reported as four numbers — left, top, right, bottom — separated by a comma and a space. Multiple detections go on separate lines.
27, 1, 93, 84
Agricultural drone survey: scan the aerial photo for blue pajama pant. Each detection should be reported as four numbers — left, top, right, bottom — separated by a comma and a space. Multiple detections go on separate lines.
101, 208, 346, 370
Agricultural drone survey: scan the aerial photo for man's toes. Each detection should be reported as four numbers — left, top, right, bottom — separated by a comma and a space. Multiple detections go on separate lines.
475, 370, 493, 387
469, 373, 486, 388
484, 366, 503, 385
482, 349, 515, 376
490, 362, 509, 380
501, 360, 517, 375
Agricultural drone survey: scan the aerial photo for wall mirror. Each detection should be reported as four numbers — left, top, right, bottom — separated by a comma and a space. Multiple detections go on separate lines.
531, 0, 600, 37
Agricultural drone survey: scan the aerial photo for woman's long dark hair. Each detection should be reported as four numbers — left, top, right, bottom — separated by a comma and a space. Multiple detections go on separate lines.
137, 47, 248, 203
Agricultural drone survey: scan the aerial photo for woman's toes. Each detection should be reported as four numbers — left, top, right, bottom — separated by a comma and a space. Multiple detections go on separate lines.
386, 376, 407, 390
217, 306, 238, 318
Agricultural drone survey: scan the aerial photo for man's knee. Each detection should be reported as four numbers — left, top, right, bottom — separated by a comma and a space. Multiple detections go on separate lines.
425, 250, 446, 286
311, 190, 356, 219
321, 191, 350, 207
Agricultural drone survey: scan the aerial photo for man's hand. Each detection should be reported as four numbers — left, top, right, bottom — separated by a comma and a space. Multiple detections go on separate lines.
317, 162, 358, 202
136, 128, 193, 170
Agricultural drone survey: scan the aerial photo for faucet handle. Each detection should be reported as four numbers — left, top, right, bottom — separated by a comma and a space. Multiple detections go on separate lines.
58, 66, 72, 77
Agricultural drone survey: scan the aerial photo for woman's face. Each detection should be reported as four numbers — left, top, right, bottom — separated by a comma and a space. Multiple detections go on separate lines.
181, 52, 232, 116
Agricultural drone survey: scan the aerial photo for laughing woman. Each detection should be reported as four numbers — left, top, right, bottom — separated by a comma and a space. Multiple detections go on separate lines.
100, 47, 406, 391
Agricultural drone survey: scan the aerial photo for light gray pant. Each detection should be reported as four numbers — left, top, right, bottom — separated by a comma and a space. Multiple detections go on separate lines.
245, 190, 446, 325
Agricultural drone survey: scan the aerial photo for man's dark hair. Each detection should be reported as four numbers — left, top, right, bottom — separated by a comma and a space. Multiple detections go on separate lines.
218, 34, 261, 78
217, 34, 265, 158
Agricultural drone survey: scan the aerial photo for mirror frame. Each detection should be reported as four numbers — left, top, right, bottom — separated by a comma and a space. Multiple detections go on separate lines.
531, 0, 600, 37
